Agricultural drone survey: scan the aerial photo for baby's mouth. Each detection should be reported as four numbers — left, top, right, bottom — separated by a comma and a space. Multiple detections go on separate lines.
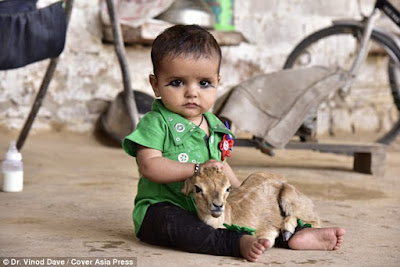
184, 103, 199, 108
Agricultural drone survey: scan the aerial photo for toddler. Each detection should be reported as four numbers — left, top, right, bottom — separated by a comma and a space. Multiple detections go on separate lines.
123, 24, 345, 262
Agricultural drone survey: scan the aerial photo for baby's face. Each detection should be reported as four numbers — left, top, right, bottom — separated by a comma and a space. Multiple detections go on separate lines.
150, 55, 220, 123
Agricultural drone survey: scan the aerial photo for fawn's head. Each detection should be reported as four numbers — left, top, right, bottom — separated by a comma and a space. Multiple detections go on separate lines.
181, 167, 231, 218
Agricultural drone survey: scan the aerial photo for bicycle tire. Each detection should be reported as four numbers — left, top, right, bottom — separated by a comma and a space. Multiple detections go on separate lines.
384, 58, 400, 143
284, 23, 400, 144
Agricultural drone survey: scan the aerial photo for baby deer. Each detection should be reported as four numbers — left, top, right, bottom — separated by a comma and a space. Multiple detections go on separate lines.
181, 167, 321, 247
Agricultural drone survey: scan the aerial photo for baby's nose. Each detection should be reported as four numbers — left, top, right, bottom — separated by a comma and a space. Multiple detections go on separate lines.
185, 84, 198, 97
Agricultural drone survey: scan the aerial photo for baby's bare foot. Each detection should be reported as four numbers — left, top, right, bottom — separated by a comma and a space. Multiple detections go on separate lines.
240, 235, 271, 262
288, 227, 345, 250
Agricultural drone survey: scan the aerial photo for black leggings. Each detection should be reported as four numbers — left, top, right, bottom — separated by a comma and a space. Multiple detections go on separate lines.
137, 202, 297, 258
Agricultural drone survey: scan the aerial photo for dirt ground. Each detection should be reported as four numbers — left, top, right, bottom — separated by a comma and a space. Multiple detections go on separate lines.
0, 129, 399, 267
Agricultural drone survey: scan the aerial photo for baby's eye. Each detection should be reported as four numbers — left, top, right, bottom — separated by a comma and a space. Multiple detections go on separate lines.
199, 80, 212, 88
167, 80, 183, 87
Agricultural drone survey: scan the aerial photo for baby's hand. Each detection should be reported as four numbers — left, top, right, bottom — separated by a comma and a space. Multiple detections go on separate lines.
201, 159, 224, 170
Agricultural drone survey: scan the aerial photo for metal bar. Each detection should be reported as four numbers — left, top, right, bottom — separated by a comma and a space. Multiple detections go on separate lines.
235, 138, 386, 154
105, 0, 139, 131
339, 8, 381, 97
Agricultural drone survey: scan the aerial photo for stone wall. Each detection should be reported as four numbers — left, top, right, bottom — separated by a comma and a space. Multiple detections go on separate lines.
0, 0, 397, 138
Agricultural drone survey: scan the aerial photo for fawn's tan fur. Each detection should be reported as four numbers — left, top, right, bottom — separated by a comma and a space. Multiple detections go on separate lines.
181, 167, 321, 247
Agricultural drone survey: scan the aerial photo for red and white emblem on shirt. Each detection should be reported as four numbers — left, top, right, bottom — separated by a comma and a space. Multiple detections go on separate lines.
219, 134, 234, 161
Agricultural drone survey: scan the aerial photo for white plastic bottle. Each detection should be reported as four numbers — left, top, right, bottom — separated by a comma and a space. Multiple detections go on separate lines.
1, 141, 23, 192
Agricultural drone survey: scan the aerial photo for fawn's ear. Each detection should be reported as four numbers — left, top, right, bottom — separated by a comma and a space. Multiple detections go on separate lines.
181, 176, 195, 196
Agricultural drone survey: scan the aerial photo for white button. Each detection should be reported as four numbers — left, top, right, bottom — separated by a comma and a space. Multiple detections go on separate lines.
176, 137, 181, 142
175, 123, 185, 132
178, 153, 189, 162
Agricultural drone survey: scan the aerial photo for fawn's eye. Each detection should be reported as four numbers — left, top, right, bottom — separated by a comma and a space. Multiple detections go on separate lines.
226, 187, 231, 193
195, 185, 203, 193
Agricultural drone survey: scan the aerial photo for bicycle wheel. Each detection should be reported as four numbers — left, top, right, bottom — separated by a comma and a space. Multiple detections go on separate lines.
284, 23, 400, 144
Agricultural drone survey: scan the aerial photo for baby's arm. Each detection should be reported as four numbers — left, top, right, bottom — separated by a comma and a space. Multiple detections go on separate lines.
200, 159, 241, 188
222, 162, 241, 188
137, 145, 197, 183
137, 145, 241, 187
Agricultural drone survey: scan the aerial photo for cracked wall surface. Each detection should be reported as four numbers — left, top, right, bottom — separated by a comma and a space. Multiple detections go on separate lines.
0, 0, 396, 138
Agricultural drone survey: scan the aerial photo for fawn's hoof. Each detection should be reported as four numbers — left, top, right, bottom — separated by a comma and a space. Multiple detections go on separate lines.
282, 230, 293, 241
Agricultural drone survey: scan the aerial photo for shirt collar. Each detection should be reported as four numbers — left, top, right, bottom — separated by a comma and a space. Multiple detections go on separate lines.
152, 99, 234, 145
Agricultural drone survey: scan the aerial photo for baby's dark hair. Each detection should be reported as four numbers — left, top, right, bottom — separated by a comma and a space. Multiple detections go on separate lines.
151, 24, 222, 75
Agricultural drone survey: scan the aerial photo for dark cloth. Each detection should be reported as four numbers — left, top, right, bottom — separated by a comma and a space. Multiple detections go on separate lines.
137, 202, 245, 257
137, 202, 301, 257
0, 0, 37, 14
0, 0, 66, 70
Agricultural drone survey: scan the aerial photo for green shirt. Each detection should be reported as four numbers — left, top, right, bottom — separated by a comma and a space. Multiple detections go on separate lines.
123, 99, 234, 235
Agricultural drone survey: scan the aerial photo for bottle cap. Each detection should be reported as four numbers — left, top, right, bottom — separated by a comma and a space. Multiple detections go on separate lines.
5, 141, 22, 161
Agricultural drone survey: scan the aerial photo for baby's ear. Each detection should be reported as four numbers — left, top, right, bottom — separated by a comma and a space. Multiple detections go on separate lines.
149, 74, 160, 97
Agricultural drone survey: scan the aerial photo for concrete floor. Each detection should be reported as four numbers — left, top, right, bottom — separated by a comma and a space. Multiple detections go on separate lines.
0, 129, 399, 266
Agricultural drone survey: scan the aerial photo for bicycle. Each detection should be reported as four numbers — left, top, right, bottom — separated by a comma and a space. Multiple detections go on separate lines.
284, 0, 400, 145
